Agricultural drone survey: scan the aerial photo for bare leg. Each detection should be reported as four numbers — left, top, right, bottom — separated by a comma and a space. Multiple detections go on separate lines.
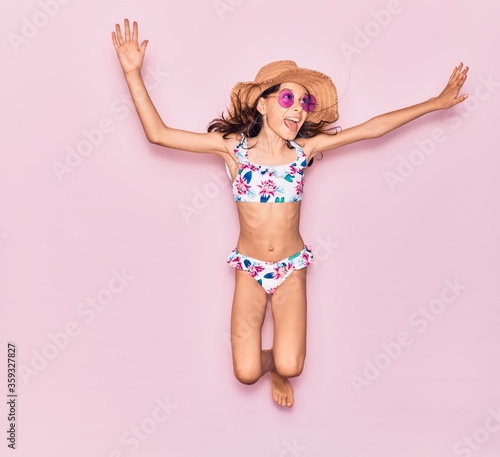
230, 268, 307, 409
261, 349, 275, 373
230, 269, 269, 384
270, 268, 308, 408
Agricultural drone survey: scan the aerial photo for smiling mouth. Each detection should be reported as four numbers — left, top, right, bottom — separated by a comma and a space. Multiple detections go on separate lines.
284, 117, 300, 132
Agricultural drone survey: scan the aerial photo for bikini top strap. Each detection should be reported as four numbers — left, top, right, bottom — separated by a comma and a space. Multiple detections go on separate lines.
233, 134, 249, 164
289, 140, 307, 161
234, 136, 305, 165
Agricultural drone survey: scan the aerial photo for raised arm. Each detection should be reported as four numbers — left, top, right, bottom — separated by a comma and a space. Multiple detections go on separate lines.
111, 19, 228, 155
308, 63, 469, 156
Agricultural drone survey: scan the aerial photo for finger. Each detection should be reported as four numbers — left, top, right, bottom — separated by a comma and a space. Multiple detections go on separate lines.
448, 64, 465, 87
447, 66, 459, 85
139, 39, 149, 55
454, 67, 468, 88
454, 62, 464, 75
115, 23, 124, 45
456, 62, 467, 79
132, 21, 138, 43
111, 31, 119, 50
450, 93, 468, 107
453, 62, 464, 75
124, 18, 130, 42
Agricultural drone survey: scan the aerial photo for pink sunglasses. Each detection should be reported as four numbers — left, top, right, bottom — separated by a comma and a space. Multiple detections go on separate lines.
272, 89, 317, 112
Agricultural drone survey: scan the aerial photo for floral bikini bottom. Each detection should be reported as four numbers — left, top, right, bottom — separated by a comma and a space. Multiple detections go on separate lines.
227, 245, 314, 295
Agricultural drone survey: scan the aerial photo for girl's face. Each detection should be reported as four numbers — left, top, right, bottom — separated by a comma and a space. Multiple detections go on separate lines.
258, 82, 311, 140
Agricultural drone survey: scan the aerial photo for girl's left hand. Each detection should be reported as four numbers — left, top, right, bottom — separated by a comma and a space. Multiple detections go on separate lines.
434, 63, 469, 109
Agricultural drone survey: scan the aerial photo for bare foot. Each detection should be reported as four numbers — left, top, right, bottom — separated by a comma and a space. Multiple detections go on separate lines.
270, 370, 294, 408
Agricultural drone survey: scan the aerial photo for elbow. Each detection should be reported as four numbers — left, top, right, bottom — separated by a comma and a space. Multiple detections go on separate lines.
146, 133, 159, 145
145, 125, 167, 145
367, 118, 386, 139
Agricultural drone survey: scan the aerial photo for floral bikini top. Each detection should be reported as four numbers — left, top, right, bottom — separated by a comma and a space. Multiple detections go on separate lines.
227, 136, 307, 203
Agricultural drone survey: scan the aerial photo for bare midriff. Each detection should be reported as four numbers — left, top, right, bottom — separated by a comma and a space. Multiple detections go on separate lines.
235, 201, 304, 261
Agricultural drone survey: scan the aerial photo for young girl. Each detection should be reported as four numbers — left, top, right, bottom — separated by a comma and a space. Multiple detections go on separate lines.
111, 19, 468, 408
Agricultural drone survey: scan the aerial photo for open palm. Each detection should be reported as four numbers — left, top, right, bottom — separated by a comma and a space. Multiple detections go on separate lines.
435, 63, 469, 109
112, 19, 148, 74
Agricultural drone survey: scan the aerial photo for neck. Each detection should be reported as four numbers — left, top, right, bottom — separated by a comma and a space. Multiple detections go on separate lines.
253, 127, 291, 156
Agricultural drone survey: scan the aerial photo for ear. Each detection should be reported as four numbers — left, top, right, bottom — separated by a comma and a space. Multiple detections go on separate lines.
257, 97, 267, 116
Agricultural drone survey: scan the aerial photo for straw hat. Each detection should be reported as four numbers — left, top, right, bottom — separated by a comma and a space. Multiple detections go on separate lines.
229, 60, 339, 124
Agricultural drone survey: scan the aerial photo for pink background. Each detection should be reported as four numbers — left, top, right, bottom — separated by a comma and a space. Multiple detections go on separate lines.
2, 0, 500, 455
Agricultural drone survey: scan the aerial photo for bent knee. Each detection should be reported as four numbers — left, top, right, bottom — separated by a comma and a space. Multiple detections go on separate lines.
233, 363, 261, 385
275, 356, 305, 379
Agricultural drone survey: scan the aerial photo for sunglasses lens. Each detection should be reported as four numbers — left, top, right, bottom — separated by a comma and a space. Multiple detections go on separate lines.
277, 89, 295, 108
277, 89, 317, 112
301, 94, 317, 112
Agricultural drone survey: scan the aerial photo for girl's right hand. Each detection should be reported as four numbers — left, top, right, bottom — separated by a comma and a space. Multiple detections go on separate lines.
112, 19, 149, 75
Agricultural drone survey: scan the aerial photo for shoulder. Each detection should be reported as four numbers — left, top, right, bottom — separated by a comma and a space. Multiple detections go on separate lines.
214, 133, 243, 157
302, 125, 372, 158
